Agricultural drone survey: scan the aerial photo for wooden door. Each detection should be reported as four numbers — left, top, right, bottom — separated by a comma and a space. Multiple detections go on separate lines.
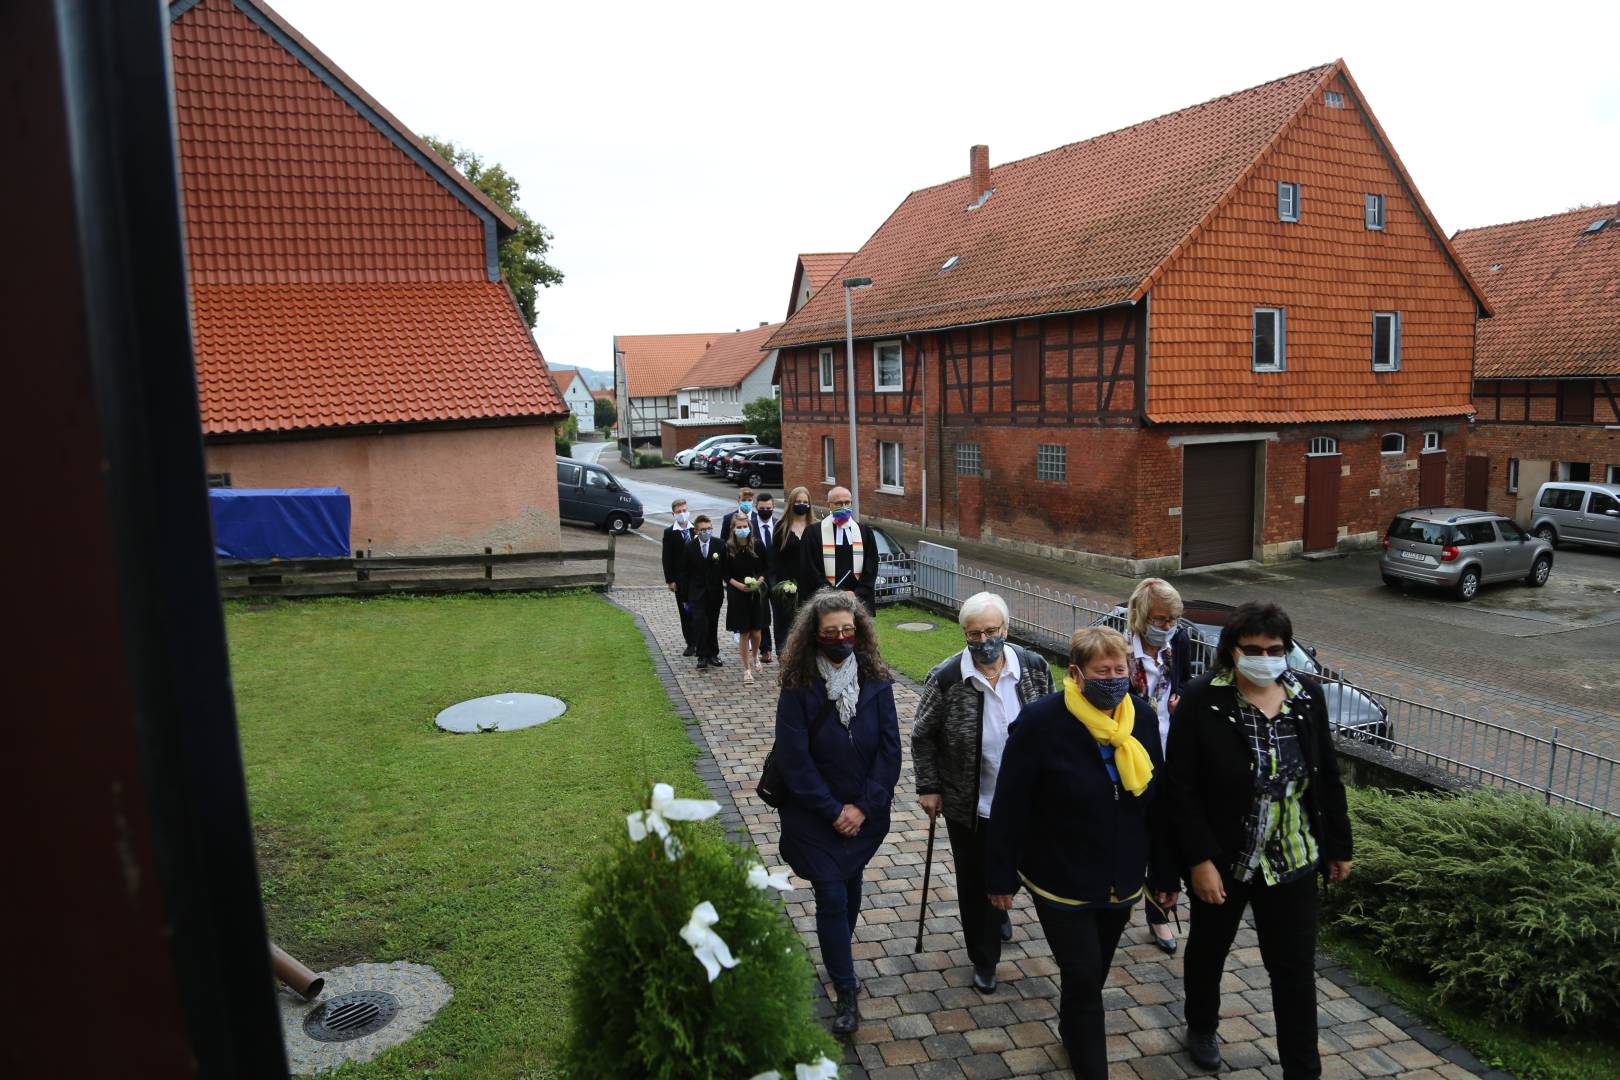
1464, 455, 1489, 511
1182, 442, 1257, 567
1303, 453, 1341, 551
1419, 450, 1448, 505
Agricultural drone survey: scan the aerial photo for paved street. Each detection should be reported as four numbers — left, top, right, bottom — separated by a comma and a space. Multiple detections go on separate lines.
613, 584, 1503, 1080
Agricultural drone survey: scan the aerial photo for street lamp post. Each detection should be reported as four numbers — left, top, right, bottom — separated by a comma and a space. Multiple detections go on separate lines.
842, 276, 872, 515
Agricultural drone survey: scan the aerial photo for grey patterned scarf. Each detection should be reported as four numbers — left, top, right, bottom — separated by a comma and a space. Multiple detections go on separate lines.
816, 653, 860, 731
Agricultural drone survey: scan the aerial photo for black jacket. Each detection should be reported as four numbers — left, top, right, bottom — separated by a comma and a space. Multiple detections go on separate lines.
798, 519, 879, 610
1164, 670, 1353, 877
985, 691, 1177, 904
911, 645, 1053, 827
661, 525, 694, 590
681, 535, 726, 606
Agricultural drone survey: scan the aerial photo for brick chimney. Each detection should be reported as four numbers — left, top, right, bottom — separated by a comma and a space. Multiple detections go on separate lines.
970, 144, 990, 200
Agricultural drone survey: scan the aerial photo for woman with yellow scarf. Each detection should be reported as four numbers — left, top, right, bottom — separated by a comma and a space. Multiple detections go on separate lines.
985, 627, 1178, 1080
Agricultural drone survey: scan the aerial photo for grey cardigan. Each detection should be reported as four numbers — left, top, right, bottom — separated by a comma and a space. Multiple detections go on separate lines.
911, 645, 1053, 828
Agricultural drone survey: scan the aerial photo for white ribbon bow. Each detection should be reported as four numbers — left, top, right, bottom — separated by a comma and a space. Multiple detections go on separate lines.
747, 1056, 839, 1080
747, 863, 793, 893
679, 901, 738, 982
626, 782, 720, 860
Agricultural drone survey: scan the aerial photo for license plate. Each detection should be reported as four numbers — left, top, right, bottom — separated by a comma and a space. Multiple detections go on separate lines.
1398, 550, 1427, 562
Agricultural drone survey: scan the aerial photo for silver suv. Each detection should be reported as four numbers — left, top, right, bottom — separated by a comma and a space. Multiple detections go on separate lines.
1380, 507, 1553, 601
1528, 481, 1620, 550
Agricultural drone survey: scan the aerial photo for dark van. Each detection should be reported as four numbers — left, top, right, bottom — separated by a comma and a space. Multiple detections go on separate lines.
556, 458, 644, 534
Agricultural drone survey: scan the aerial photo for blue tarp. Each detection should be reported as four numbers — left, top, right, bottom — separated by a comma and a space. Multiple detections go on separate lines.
209, 487, 351, 559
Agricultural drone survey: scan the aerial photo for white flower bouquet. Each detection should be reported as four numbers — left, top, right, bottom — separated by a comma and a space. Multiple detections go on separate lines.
772, 580, 798, 599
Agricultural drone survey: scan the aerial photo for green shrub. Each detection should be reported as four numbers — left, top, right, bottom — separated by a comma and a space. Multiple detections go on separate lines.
564, 802, 837, 1078
635, 449, 665, 468
1326, 787, 1620, 1031
556, 436, 573, 458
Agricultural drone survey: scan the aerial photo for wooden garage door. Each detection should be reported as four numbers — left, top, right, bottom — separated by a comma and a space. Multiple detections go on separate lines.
1183, 442, 1257, 568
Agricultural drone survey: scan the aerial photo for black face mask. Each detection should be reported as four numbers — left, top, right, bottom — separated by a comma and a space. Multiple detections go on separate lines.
818, 640, 855, 663
793, 503, 811, 515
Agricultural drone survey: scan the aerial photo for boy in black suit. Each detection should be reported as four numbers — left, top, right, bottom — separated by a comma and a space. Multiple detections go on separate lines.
661, 498, 697, 656
682, 514, 726, 668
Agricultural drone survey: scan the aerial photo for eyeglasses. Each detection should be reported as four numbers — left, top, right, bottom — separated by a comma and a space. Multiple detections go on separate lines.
964, 626, 1006, 642
1237, 644, 1289, 658
818, 629, 857, 642
1146, 616, 1178, 629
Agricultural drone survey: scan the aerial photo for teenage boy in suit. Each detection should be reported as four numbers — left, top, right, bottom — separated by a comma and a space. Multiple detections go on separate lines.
682, 514, 726, 668
661, 498, 697, 656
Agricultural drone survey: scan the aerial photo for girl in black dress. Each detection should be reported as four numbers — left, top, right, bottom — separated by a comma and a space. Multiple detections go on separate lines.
775, 486, 818, 641
724, 512, 771, 682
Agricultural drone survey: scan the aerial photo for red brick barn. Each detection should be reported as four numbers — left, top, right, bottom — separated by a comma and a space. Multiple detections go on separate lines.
170, 0, 569, 554
1453, 205, 1620, 522
770, 61, 1491, 572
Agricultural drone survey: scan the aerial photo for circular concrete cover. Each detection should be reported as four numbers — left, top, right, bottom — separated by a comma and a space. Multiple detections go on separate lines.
896, 621, 937, 632
278, 961, 451, 1075
435, 692, 566, 733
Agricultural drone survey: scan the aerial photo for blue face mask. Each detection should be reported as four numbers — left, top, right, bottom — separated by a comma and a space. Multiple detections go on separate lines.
738, 501, 753, 514
735, 527, 750, 539
1082, 676, 1131, 712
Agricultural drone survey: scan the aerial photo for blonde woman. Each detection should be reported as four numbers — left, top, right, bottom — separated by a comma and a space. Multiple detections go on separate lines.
773, 487, 818, 644
1125, 578, 1193, 953
723, 511, 770, 681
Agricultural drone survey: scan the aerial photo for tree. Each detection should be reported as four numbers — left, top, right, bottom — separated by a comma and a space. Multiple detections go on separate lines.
742, 396, 780, 447
593, 395, 617, 432
422, 135, 562, 326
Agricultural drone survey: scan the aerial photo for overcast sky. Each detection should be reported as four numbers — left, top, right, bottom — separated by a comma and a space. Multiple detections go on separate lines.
266, 0, 1618, 375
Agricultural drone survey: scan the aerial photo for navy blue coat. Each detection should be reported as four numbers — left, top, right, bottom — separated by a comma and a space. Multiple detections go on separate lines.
775, 677, 902, 883
985, 690, 1177, 905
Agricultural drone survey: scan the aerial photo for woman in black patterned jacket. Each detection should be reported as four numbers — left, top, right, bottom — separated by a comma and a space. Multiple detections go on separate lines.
911, 592, 1053, 994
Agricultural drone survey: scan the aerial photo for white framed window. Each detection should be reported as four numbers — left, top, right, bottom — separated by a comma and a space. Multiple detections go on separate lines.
878, 440, 903, 492
1253, 308, 1285, 371
1365, 193, 1385, 230
1307, 437, 1339, 456
873, 340, 903, 393
1608, 464, 1620, 484
818, 347, 835, 392
1423, 430, 1442, 453
771, 384, 780, 399
1380, 433, 1405, 455
956, 442, 981, 476
1036, 444, 1067, 481
1372, 312, 1401, 371
822, 436, 836, 483
1277, 181, 1300, 222
1507, 458, 1520, 493
1324, 91, 1346, 109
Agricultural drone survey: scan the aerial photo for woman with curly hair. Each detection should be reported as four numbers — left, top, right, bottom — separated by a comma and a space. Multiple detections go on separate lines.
772, 589, 902, 1036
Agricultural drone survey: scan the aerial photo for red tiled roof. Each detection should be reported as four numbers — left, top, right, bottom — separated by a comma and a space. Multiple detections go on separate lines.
799, 253, 853, 297
679, 324, 781, 389
551, 368, 582, 395
1453, 205, 1620, 379
769, 62, 1487, 349
591, 388, 615, 401
615, 333, 719, 397
192, 282, 566, 434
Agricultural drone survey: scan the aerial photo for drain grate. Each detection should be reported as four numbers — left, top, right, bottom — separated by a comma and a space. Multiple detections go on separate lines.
303, 990, 401, 1042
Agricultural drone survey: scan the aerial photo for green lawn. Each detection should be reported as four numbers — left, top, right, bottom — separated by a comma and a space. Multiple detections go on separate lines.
229, 592, 706, 1079
873, 602, 1064, 683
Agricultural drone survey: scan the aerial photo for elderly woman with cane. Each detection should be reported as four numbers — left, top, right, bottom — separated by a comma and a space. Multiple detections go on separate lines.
985, 626, 1177, 1080
912, 592, 1052, 993
773, 590, 902, 1036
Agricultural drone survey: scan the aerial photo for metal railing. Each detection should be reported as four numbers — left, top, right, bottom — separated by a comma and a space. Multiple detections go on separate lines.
893, 544, 1620, 819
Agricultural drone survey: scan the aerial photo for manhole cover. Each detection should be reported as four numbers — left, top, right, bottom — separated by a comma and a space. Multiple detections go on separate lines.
896, 621, 937, 632
303, 991, 401, 1042
435, 692, 566, 733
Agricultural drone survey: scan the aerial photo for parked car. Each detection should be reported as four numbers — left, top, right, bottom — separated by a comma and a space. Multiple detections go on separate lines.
1380, 507, 1553, 600
675, 433, 756, 469
724, 447, 783, 488
700, 445, 736, 474
556, 457, 644, 534
870, 526, 913, 604
1091, 598, 1391, 743
1527, 481, 1620, 551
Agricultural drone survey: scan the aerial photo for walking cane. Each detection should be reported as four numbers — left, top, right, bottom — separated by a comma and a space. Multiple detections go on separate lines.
914, 813, 937, 953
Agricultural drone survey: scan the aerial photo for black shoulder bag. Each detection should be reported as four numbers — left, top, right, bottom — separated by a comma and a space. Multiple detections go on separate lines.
757, 700, 835, 809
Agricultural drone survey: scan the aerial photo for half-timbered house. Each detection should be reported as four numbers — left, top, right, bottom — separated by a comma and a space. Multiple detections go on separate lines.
769, 61, 1491, 572
1453, 205, 1620, 522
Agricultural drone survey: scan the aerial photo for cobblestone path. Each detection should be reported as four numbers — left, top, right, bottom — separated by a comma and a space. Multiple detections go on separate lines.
611, 587, 1509, 1080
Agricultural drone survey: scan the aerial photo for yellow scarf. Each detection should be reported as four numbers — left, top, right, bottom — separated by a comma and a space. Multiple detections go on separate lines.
1063, 676, 1153, 796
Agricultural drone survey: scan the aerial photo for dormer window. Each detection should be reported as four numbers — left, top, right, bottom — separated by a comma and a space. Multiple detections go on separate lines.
1277, 182, 1300, 223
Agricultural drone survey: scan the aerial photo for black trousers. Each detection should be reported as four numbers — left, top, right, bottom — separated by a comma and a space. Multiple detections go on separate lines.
765, 592, 793, 656
692, 594, 722, 659
944, 816, 1004, 972
1034, 902, 1133, 1080
1185, 870, 1320, 1080
674, 589, 694, 646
